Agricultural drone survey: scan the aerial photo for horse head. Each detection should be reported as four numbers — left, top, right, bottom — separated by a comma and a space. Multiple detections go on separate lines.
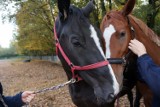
54, 0, 119, 106
100, 0, 136, 88
100, 0, 160, 106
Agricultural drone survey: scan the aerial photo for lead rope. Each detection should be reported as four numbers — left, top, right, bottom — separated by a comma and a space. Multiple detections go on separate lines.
34, 78, 76, 94
0, 94, 8, 107
24, 78, 76, 107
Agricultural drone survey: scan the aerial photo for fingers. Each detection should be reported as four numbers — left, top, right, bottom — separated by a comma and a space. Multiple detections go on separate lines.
128, 39, 147, 57
25, 91, 35, 94
128, 39, 137, 51
22, 91, 36, 104
25, 94, 35, 103
129, 39, 139, 47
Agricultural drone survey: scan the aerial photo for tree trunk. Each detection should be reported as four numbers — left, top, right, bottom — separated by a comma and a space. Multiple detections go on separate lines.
100, 0, 106, 17
108, 0, 112, 10
147, 0, 156, 28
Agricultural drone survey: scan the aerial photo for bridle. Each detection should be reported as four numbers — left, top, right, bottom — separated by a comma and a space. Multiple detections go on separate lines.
107, 51, 131, 65
54, 22, 109, 81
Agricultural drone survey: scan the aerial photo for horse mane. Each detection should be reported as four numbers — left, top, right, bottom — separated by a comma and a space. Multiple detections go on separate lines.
129, 15, 160, 46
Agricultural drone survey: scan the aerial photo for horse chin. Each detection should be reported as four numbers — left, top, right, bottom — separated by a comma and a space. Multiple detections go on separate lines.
93, 86, 116, 104
79, 71, 116, 104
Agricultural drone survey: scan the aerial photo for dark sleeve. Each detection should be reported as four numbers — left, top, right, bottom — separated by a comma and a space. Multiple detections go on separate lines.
3, 92, 25, 107
0, 83, 2, 95
137, 54, 160, 97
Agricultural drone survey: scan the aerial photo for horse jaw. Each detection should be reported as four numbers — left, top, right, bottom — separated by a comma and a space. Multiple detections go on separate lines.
79, 71, 117, 104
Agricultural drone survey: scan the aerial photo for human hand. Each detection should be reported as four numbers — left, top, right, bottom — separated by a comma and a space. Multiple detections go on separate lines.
21, 91, 35, 104
128, 39, 147, 57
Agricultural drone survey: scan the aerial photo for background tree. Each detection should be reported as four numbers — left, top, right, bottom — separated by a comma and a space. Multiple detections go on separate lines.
133, 0, 160, 35
15, 0, 56, 56
0, 0, 159, 57
147, 0, 160, 28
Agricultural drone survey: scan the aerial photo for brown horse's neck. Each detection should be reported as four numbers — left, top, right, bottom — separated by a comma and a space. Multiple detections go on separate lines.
129, 15, 160, 65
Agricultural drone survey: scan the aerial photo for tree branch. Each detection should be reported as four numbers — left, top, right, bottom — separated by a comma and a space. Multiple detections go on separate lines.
115, 0, 126, 5
156, 5, 160, 14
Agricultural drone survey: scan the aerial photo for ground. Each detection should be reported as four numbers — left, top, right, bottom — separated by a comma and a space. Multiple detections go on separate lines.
0, 59, 144, 107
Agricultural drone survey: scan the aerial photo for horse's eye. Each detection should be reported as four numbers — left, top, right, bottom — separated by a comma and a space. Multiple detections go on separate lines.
120, 32, 126, 38
71, 38, 81, 47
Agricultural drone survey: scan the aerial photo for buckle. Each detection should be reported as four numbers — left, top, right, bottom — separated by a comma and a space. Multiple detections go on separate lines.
70, 63, 74, 68
55, 39, 59, 43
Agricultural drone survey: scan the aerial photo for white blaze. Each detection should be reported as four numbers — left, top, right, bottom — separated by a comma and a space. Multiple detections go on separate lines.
103, 24, 119, 95
89, 25, 105, 58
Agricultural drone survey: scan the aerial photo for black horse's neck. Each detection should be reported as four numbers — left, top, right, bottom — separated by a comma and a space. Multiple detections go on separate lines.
123, 53, 137, 85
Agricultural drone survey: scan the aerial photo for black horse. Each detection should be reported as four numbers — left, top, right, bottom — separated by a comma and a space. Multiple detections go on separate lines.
54, 0, 121, 107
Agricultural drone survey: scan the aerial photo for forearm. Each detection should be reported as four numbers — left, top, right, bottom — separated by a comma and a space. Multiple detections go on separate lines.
137, 54, 160, 97
3, 92, 25, 107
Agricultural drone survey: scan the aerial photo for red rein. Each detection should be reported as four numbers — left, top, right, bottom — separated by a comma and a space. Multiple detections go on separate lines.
54, 25, 109, 81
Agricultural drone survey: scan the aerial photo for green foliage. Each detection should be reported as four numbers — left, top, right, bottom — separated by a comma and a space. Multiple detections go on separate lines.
154, 13, 160, 35
15, 0, 56, 56
0, 45, 18, 59
1, 0, 160, 57
133, 4, 152, 23
133, 0, 160, 35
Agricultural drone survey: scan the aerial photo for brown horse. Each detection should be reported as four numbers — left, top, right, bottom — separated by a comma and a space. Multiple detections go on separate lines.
100, 0, 160, 106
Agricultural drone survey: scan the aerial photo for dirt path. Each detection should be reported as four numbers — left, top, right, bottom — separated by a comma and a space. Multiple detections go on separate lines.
0, 60, 144, 107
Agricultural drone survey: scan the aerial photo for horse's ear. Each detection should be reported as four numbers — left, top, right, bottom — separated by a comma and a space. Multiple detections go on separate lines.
121, 0, 135, 16
82, 0, 95, 17
57, 0, 70, 21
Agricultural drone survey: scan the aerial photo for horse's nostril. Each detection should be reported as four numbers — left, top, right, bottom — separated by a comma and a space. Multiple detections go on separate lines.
107, 93, 115, 103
